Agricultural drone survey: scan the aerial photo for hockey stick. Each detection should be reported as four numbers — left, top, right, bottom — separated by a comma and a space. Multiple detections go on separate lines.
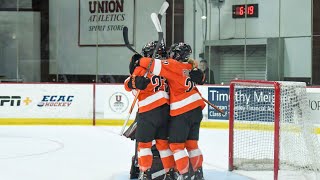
122, 1, 168, 55
122, 2, 169, 137
120, 13, 165, 136
202, 97, 225, 114
122, 26, 140, 54
158, 1, 169, 23
123, 116, 138, 139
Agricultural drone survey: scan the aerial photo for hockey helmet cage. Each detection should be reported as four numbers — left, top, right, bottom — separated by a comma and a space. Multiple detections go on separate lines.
168, 42, 192, 62
141, 40, 167, 59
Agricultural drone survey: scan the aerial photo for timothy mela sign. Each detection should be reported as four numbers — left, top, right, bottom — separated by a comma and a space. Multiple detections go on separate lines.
78, 0, 135, 46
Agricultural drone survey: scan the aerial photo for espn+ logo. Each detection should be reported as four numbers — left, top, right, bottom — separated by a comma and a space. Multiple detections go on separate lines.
0, 96, 21, 106
37, 95, 74, 107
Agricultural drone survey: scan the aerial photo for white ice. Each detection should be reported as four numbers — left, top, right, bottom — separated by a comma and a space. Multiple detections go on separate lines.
0, 126, 274, 180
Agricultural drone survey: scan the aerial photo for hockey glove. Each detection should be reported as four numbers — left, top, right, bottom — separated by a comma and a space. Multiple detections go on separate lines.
129, 54, 143, 74
128, 75, 150, 90
189, 68, 205, 85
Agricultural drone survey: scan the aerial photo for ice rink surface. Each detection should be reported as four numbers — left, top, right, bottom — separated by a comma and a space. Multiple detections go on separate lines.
0, 126, 275, 180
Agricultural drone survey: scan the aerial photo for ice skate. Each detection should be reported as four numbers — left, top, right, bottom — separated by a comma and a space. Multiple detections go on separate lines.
138, 169, 152, 180
177, 172, 191, 180
193, 167, 204, 180
163, 168, 179, 180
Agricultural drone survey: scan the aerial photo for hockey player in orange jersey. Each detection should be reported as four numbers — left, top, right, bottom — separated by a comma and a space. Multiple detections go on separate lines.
129, 42, 206, 180
124, 41, 176, 180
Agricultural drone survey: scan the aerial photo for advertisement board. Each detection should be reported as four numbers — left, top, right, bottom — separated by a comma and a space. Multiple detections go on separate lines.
0, 83, 319, 126
95, 84, 138, 120
78, 0, 135, 46
307, 88, 320, 123
0, 84, 93, 118
207, 87, 229, 120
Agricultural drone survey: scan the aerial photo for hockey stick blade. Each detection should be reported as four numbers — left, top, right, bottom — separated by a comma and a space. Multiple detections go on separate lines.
123, 120, 137, 140
143, 13, 164, 75
154, 2, 169, 54
158, 1, 169, 22
123, 26, 140, 54
151, 13, 162, 33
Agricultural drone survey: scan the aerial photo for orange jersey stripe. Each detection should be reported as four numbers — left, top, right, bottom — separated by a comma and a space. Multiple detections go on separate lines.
140, 57, 205, 116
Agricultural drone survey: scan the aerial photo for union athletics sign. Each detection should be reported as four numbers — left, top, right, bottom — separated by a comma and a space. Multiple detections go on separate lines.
78, 0, 135, 46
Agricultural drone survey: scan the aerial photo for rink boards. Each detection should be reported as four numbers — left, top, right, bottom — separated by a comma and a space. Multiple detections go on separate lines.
0, 83, 319, 131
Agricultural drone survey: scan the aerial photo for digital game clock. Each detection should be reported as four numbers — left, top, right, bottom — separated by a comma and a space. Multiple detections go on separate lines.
232, 4, 258, 18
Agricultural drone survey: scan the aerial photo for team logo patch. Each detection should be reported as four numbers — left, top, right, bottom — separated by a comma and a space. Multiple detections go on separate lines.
109, 92, 129, 113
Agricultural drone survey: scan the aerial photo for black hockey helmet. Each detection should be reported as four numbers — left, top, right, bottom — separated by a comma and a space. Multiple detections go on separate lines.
168, 42, 192, 62
141, 40, 166, 59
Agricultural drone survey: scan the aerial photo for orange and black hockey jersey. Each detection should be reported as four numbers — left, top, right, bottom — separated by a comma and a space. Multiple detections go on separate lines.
139, 57, 205, 116
124, 66, 169, 113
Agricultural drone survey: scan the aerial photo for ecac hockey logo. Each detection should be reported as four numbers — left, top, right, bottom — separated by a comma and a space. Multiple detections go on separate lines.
37, 95, 74, 107
109, 92, 128, 113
